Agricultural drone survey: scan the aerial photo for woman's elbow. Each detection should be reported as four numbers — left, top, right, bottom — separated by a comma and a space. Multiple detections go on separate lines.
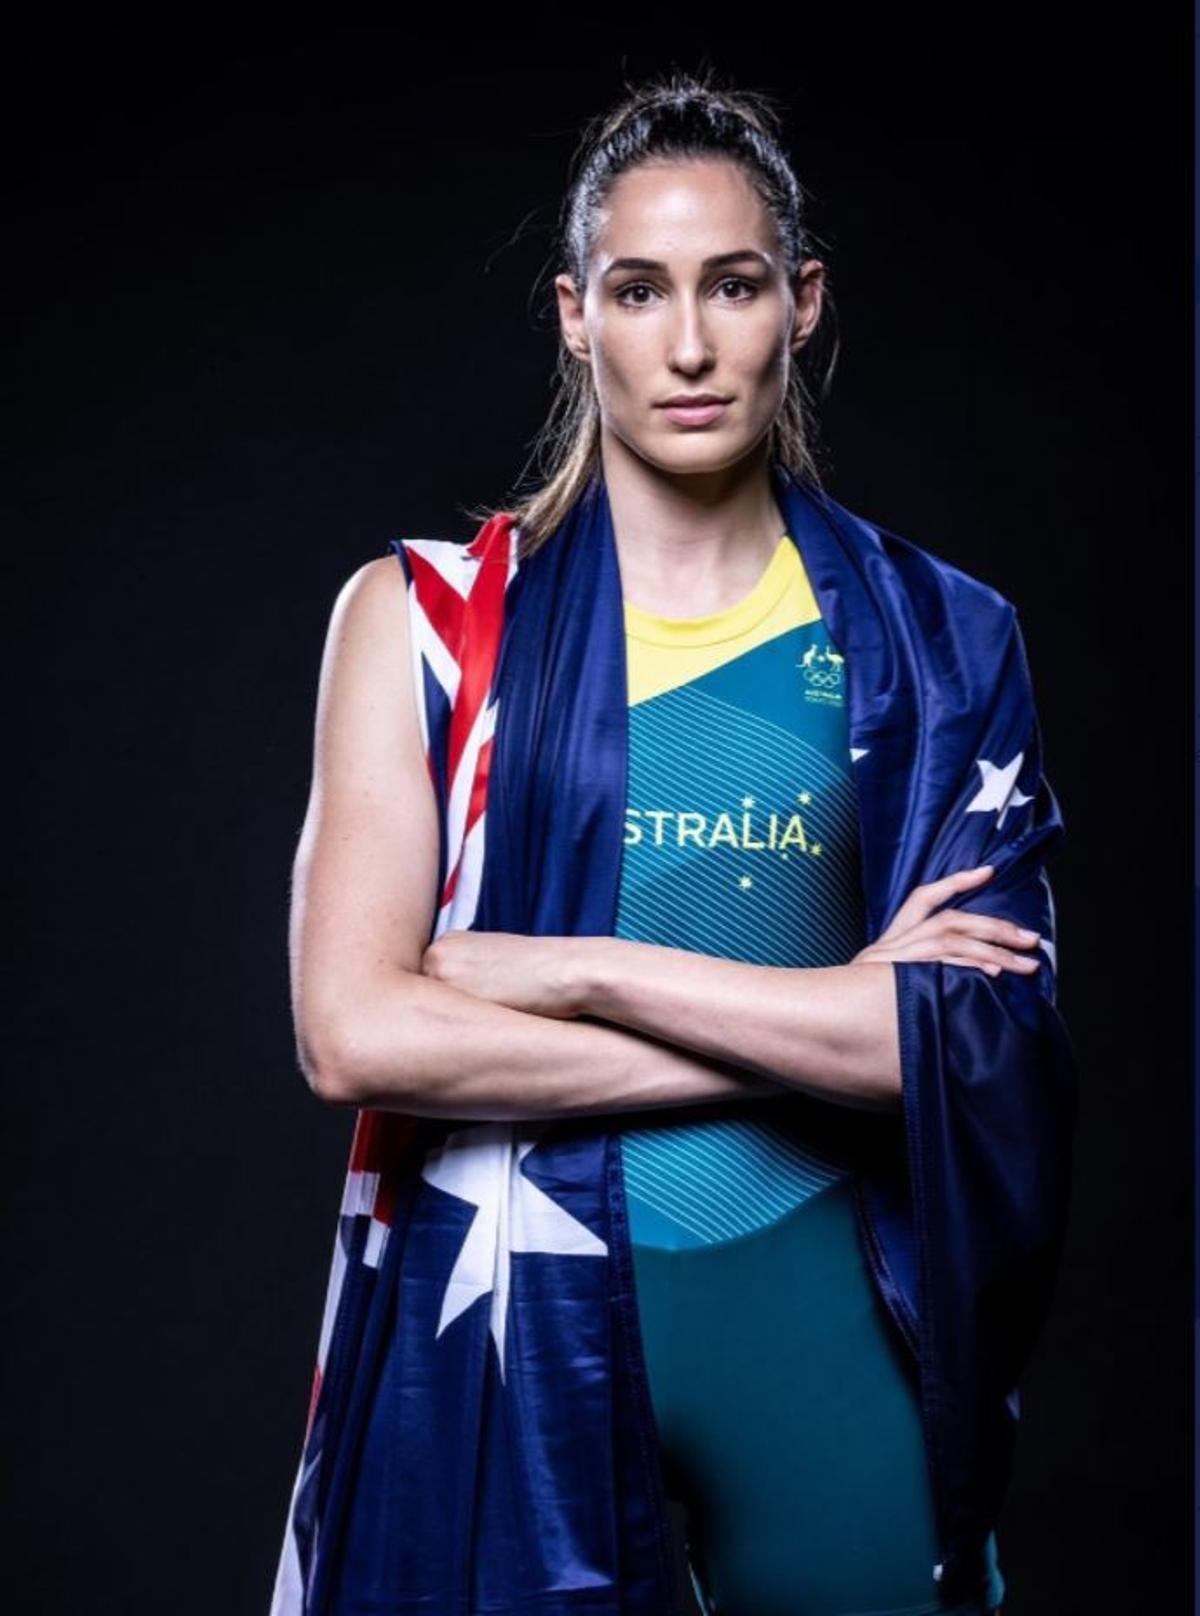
296, 1020, 363, 1107
294, 972, 429, 1108
293, 995, 382, 1111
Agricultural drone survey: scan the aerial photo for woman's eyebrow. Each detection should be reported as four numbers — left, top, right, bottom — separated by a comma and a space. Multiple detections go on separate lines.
601, 249, 771, 278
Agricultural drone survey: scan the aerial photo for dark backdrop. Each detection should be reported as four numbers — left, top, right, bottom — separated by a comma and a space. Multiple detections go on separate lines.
5, 15, 1191, 1615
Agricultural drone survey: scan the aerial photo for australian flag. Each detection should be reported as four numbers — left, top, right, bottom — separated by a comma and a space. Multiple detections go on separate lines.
269, 461, 1077, 1613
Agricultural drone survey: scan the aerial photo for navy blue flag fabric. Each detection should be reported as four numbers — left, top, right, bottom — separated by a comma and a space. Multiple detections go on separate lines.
271, 460, 1078, 1614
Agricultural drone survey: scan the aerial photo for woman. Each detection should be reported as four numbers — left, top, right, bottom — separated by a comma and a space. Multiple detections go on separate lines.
273, 70, 1075, 1616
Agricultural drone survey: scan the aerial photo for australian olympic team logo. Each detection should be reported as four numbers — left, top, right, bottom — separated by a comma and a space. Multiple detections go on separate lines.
799, 639, 845, 705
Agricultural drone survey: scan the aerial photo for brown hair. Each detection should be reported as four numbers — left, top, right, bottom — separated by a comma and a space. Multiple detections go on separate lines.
465, 64, 839, 559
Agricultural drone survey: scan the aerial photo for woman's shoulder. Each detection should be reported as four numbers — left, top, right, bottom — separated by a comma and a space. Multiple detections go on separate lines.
323, 532, 473, 646
327, 538, 481, 632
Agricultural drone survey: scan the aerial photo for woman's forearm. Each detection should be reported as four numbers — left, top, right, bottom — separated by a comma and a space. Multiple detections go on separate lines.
564, 939, 901, 1112
312, 968, 797, 1121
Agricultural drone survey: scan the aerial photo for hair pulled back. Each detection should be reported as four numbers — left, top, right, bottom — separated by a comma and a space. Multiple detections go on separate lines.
471, 65, 838, 557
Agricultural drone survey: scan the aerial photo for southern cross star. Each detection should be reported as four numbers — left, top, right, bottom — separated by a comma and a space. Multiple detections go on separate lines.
964, 751, 1034, 830
420, 1121, 608, 1383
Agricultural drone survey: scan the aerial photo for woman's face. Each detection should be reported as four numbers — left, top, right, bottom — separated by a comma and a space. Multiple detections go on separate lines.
555, 157, 824, 477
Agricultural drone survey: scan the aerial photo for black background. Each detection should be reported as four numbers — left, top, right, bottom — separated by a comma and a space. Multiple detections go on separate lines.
5, 14, 1192, 1614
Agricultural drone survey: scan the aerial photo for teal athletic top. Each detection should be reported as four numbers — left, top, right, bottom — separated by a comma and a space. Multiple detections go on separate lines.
616, 530, 872, 1249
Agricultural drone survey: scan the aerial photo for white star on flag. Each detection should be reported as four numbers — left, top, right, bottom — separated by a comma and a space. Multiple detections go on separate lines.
964, 751, 1034, 830
421, 1121, 608, 1382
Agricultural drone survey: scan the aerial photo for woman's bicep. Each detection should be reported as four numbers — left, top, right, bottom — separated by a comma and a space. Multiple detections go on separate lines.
290, 556, 440, 1093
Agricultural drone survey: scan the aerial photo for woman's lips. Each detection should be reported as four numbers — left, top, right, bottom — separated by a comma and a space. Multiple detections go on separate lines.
659, 400, 729, 426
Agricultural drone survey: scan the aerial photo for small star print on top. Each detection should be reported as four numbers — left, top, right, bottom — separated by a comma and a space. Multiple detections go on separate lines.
615, 533, 874, 1251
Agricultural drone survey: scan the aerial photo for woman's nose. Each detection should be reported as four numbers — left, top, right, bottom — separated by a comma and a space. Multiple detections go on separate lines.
667, 298, 714, 370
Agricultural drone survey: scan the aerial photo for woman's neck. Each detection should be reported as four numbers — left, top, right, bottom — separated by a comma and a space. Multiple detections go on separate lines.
601, 429, 787, 617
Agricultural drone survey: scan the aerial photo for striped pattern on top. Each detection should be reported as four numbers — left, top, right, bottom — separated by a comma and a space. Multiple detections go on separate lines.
619, 1115, 850, 1248
614, 535, 870, 1250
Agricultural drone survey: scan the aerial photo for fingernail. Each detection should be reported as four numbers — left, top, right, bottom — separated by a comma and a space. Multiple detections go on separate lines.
1019, 928, 1040, 941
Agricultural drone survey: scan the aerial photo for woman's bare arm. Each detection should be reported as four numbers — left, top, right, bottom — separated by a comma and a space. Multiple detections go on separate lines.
519, 868, 1044, 1107
290, 555, 799, 1122
424, 869, 1040, 1114
419, 927, 904, 1112
562, 941, 901, 1110
334, 973, 829, 1122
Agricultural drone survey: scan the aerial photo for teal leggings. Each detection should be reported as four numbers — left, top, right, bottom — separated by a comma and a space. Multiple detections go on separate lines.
627, 1177, 1005, 1616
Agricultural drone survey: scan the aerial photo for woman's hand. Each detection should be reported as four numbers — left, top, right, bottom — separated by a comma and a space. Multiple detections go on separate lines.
420, 929, 581, 1017
850, 864, 1043, 978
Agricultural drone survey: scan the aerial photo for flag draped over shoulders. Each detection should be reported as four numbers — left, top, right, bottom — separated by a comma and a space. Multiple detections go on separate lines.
269, 461, 1078, 1614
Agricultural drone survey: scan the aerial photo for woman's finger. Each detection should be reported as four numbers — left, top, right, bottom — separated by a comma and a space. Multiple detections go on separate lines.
855, 933, 979, 966
855, 934, 1042, 974
948, 940, 1043, 973
938, 954, 1003, 975
877, 865, 995, 940
935, 911, 1041, 950
938, 950, 1041, 975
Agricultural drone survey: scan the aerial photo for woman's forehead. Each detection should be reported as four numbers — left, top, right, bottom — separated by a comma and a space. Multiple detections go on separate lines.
592, 161, 777, 261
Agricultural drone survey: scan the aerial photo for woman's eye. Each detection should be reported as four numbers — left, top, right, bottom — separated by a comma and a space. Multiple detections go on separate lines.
614, 277, 758, 309
614, 282, 657, 307
716, 276, 758, 301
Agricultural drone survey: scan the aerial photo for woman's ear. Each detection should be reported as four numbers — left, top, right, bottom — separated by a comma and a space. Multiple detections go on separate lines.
790, 259, 826, 352
554, 272, 590, 363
